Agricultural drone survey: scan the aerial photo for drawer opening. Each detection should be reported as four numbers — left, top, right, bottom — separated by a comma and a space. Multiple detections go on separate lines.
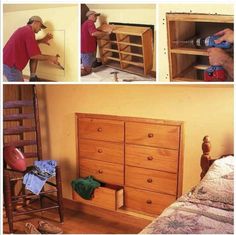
72, 183, 124, 211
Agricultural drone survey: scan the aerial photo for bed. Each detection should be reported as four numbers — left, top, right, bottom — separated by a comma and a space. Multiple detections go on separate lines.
140, 136, 234, 234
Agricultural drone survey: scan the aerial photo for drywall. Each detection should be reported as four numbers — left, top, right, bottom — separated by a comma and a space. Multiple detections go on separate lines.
3, 4, 78, 82
87, 4, 156, 73
158, 4, 234, 82
37, 84, 234, 199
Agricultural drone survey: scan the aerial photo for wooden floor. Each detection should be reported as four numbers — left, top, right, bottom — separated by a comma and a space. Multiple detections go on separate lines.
3, 202, 150, 234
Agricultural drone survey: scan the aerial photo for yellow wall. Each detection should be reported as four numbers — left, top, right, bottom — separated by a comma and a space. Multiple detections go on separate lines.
158, 4, 234, 82
3, 4, 78, 82
87, 4, 156, 72
37, 84, 234, 199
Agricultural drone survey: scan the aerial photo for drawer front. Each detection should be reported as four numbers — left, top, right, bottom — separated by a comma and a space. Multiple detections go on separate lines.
125, 187, 176, 215
126, 166, 177, 195
126, 122, 180, 149
80, 158, 124, 186
80, 139, 124, 164
126, 144, 178, 173
79, 118, 124, 142
73, 186, 124, 211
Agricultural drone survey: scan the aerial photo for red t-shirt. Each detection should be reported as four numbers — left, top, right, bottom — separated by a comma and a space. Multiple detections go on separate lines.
3, 25, 41, 71
81, 19, 97, 53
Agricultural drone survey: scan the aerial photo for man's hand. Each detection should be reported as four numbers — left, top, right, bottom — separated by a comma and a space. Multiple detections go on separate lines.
214, 28, 234, 44
38, 33, 53, 45
208, 48, 231, 66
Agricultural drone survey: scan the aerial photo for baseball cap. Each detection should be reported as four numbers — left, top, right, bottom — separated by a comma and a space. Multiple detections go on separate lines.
27, 16, 47, 29
86, 10, 100, 17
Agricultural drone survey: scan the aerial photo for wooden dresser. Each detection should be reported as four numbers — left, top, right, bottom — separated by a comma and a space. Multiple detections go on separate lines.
73, 113, 184, 217
97, 25, 153, 76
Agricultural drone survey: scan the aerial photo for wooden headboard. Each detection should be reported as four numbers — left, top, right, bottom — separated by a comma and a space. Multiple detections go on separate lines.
200, 135, 233, 179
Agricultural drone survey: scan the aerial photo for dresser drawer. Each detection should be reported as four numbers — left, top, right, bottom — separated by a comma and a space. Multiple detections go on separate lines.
125, 187, 176, 215
126, 144, 178, 173
80, 158, 124, 186
79, 118, 124, 142
126, 122, 180, 149
126, 166, 177, 195
72, 185, 124, 211
80, 139, 124, 164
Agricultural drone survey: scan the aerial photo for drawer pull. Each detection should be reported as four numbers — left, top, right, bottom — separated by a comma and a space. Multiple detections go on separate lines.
147, 178, 153, 183
147, 156, 153, 161
97, 127, 102, 132
98, 169, 103, 174
146, 199, 152, 204
98, 149, 103, 153
148, 133, 154, 138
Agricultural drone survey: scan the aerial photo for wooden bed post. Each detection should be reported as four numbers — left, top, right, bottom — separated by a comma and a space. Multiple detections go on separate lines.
200, 136, 211, 179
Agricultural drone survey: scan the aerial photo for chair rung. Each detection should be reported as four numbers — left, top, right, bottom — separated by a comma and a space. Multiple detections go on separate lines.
13, 205, 59, 216
4, 139, 37, 147
4, 100, 34, 109
4, 126, 36, 135
12, 189, 58, 200
4, 113, 35, 121
23, 152, 38, 158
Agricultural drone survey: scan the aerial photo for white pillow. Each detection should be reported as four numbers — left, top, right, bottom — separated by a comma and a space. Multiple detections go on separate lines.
192, 155, 234, 205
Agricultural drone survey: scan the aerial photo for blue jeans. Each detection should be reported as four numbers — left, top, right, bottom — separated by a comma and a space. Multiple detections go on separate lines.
3, 64, 23, 82
81, 52, 96, 67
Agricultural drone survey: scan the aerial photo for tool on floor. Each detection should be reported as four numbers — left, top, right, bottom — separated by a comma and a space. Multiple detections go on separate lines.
110, 71, 119, 82
174, 35, 231, 81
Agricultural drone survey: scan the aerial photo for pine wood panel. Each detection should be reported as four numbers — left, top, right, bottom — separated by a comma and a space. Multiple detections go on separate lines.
126, 122, 180, 149
126, 144, 178, 173
166, 13, 234, 23
80, 139, 124, 164
80, 158, 124, 186
72, 186, 124, 211
125, 187, 176, 215
79, 118, 124, 143
126, 166, 177, 195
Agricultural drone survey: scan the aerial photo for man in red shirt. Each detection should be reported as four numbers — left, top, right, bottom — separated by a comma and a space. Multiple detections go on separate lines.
3, 16, 60, 82
81, 11, 112, 76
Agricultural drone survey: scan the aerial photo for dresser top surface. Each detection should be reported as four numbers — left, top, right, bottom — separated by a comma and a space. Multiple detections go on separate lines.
76, 113, 184, 126
111, 24, 151, 36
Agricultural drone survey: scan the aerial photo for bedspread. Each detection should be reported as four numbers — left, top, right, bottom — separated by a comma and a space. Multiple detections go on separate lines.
140, 192, 233, 234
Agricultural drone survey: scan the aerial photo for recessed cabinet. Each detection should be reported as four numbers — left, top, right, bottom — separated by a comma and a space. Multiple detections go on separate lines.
74, 113, 184, 217
166, 13, 234, 81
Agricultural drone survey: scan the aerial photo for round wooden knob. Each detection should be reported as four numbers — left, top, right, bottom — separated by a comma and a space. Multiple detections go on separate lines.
97, 127, 102, 132
98, 149, 103, 153
147, 156, 153, 161
98, 169, 103, 174
146, 199, 152, 204
148, 133, 154, 138
147, 178, 153, 183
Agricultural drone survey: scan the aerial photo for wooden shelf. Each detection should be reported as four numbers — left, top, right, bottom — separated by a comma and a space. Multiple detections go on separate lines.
121, 60, 144, 68
103, 48, 119, 53
107, 57, 120, 62
193, 64, 209, 70
117, 41, 143, 48
120, 51, 143, 58
170, 48, 208, 56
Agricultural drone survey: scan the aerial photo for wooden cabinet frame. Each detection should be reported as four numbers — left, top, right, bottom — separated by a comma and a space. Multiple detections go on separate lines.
75, 113, 184, 217
166, 13, 234, 82
98, 25, 153, 77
